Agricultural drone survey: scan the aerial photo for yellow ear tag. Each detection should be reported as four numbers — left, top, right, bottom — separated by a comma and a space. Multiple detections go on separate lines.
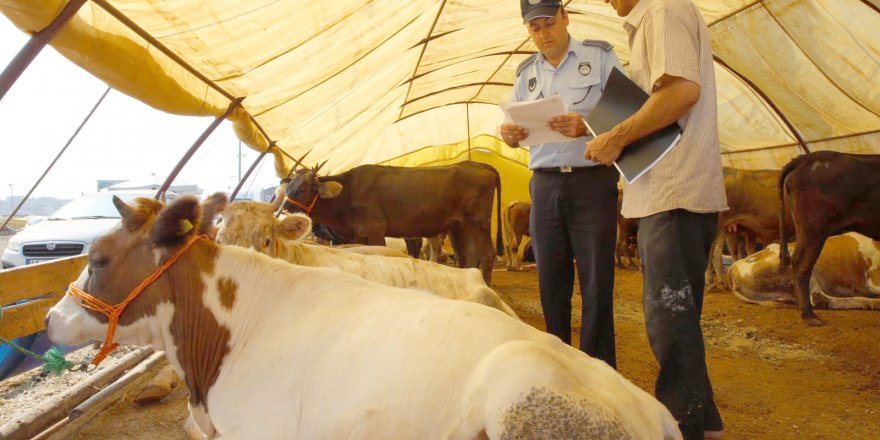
179, 219, 194, 235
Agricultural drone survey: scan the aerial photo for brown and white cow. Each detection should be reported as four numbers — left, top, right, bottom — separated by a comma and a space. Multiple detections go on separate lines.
46, 196, 681, 440
730, 233, 880, 310
215, 200, 517, 318
502, 201, 530, 271
779, 151, 880, 325
279, 161, 503, 284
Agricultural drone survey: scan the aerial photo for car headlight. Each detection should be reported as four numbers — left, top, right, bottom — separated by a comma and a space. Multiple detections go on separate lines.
5, 235, 22, 252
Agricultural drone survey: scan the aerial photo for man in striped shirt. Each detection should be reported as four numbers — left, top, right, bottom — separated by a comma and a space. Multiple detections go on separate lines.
586, 0, 727, 438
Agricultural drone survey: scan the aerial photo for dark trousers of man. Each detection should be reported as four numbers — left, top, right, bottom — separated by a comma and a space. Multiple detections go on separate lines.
529, 166, 618, 368
638, 209, 724, 440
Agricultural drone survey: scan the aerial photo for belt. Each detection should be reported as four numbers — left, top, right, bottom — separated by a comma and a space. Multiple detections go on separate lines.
534, 166, 595, 173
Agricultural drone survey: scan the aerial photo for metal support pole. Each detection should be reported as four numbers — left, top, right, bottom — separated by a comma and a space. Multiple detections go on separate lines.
714, 55, 810, 154
155, 98, 244, 200
230, 146, 270, 201
0, 0, 88, 103
0, 86, 111, 231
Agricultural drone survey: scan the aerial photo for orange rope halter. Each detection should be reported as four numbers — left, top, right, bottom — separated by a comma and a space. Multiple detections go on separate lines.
284, 194, 318, 216
67, 234, 210, 365
283, 174, 321, 216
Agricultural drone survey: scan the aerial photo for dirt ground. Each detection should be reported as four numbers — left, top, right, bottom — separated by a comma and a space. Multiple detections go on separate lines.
67, 266, 880, 439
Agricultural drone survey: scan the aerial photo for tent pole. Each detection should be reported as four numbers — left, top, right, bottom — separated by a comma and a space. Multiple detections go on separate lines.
155, 98, 244, 200
230, 146, 271, 201
466, 102, 472, 161
0, 86, 110, 231
0, 0, 87, 103
713, 55, 810, 154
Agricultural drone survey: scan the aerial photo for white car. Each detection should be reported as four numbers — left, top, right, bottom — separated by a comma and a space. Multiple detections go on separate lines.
1, 190, 177, 269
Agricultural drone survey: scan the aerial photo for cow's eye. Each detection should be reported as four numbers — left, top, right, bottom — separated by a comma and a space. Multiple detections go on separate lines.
264, 239, 271, 248
90, 256, 109, 269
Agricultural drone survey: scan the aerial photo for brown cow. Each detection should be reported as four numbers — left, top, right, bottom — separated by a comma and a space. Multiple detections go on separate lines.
778, 151, 880, 325
280, 161, 503, 283
706, 167, 793, 291
502, 201, 531, 271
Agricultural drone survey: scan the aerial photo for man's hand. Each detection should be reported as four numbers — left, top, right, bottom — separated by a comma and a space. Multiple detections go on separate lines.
585, 130, 626, 165
500, 123, 529, 147
547, 112, 586, 138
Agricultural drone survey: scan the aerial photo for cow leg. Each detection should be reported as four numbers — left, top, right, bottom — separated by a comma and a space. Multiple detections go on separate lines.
791, 235, 827, 326
614, 227, 624, 269
705, 233, 724, 292
449, 226, 466, 268
462, 227, 494, 284
744, 232, 758, 257
404, 238, 422, 259
511, 233, 523, 271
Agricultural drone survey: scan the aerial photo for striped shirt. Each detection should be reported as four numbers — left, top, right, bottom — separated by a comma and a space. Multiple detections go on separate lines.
620, 0, 727, 219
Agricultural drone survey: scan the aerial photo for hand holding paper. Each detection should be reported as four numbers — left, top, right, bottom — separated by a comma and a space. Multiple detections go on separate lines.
584, 127, 626, 165
499, 96, 573, 146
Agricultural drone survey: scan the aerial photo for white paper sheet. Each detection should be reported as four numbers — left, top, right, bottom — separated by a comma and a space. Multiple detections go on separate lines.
500, 95, 572, 146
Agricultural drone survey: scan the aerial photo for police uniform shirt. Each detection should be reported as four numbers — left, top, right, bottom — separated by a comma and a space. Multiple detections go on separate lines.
512, 37, 623, 170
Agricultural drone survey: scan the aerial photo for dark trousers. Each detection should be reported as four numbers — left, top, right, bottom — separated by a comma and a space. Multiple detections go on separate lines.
529, 166, 619, 368
638, 209, 724, 440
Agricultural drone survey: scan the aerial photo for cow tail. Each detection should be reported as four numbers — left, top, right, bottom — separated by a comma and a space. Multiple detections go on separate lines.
495, 170, 505, 257
778, 155, 805, 267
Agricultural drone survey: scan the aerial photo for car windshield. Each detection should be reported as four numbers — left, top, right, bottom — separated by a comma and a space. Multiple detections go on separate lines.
49, 194, 154, 220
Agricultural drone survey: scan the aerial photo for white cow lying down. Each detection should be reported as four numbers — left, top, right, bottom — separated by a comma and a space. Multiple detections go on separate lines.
215, 201, 517, 318
46, 196, 681, 440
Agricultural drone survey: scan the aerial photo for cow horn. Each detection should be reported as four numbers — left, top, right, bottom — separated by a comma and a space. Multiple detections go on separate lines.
113, 196, 137, 224
269, 181, 288, 211
290, 149, 311, 173
314, 160, 329, 175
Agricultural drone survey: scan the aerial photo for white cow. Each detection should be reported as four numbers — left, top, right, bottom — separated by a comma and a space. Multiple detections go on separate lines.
46, 196, 681, 440
215, 201, 517, 318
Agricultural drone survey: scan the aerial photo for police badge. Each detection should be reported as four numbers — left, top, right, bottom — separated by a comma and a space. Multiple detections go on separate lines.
579, 62, 591, 76
528, 77, 537, 92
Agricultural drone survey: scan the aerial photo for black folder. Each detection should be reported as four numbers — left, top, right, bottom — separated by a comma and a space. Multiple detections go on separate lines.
584, 67, 682, 184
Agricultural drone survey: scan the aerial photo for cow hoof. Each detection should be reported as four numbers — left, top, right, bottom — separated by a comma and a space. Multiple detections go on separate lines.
802, 315, 825, 327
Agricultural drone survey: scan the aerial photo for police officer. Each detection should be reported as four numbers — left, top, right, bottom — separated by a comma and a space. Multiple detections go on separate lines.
500, 0, 624, 368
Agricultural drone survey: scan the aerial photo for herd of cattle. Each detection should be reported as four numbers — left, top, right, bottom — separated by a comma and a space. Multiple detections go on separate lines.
40, 151, 876, 438
46, 188, 681, 439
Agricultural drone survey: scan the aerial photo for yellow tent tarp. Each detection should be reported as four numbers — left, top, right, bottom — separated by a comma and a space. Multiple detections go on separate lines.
1, 0, 877, 176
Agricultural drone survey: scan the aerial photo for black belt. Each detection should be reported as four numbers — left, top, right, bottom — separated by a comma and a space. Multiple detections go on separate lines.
534, 166, 596, 173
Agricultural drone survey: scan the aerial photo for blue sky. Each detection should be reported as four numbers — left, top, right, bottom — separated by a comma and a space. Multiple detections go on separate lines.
0, 16, 280, 201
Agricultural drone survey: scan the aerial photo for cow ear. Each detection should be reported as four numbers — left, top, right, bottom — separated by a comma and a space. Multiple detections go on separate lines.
199, 192, 229, 236
278, 213, 312, 242
151, 196, 202, 249
115, 196, 162, 232
318, 182, 342, 199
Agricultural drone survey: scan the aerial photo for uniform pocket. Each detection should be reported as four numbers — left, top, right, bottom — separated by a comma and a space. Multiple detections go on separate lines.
568, 76, 601, 109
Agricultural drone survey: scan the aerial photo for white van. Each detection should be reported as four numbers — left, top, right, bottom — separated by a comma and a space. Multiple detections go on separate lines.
1, 190, 177, 269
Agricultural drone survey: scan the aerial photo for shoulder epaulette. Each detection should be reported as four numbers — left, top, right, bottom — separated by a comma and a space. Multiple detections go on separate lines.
516, 54, 538, 77
582, 39, 613, 51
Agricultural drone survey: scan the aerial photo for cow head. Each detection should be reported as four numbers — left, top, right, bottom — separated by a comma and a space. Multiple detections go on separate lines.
281, 167, 343, 215
216, 201, 312, 256
46, 196, 210, 350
